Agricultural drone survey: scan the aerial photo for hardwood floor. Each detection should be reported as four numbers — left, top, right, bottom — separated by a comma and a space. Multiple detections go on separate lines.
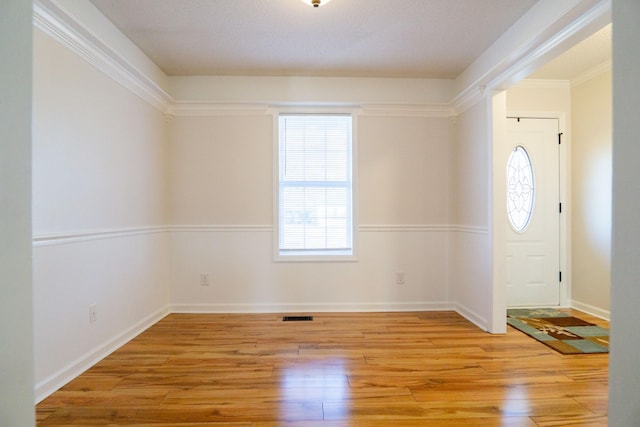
36, 310, 609, 426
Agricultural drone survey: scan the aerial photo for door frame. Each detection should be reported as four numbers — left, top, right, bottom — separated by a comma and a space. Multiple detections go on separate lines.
502, 110, 570, 308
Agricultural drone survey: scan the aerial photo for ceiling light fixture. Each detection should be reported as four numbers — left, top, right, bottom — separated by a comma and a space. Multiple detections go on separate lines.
301, 0, 330, 7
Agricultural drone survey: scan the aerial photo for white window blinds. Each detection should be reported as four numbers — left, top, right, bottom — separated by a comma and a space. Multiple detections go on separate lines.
278, 114, 353, 256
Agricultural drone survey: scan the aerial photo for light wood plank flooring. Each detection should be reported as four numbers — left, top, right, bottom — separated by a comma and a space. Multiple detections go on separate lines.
36, 310, 609, 426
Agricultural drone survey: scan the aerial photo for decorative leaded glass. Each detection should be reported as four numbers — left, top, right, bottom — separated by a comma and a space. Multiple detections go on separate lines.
507, 146, 535, 232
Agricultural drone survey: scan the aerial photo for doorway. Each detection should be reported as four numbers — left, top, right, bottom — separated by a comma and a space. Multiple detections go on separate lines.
505, 117, 561, 307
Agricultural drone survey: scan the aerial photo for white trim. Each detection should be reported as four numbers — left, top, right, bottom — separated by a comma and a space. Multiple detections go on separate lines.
359, 224, 450, 233
271, 104, 363, 115
272, 110, 359, 263
454, 303, 489, 332
507, 110, 568, 123
359, 224, 488, 234
453, 0, 610, 115
169, 224, 488, 234
32, 0, 172, 113
33, 226, 167, 247
571, 299, 611, 321
515, 79, 571, 90
448, 225, 490, 235
489, 91, 508, 334
516, 63, 613, 93
32, 0, 610, 123
484, 0, 611, 93
451, 85, 487, 116
359, 104, 455, 118
168, 102, 456, 118
571, 59, 612, 88
34, 306, 169, 404
170, 301, 454, 314
33, 224, 488, 245
168, 102, 270, 117
351, 112, 360, 260
273, 254, 359, 263
168, 225, 273, 233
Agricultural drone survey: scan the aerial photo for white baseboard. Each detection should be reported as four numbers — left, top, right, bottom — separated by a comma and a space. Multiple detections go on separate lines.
36, 300, 478, 403
170, 301, 454, 314
34, 306, 169, 403
571, 300, 611, 321
454, 303, 488, 332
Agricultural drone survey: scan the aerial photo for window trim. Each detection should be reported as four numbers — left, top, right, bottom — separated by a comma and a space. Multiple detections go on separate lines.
506, 144, 536, 233
272, 108, 358, 263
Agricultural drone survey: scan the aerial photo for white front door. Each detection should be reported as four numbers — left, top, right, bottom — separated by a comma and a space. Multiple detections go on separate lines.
506, 117, 560, 307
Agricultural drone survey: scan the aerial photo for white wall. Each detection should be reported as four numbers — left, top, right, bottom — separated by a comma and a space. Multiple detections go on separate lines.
168, 88, 454, 312
609, 0, 640, 423
506, 82, 571, 113
448, 99, 492, 330
169, 76, 454, 105
168, 114, 273, 225
0, 0, 35, 424
570, 70, 612, 318
31, 27, 170, 401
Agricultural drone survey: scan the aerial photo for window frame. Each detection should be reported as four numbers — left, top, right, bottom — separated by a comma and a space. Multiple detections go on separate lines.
506, 144, 536, 233
273, 108, 358, 262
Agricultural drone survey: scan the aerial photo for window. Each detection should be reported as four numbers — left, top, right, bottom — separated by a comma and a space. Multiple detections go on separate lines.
507, 145, 535, 232
277, 114, 354, 259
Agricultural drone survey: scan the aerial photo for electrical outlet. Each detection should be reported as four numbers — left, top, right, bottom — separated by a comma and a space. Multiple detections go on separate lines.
396, 272, 405, 285
200, 273, 210, 286
89, 304, 97, 323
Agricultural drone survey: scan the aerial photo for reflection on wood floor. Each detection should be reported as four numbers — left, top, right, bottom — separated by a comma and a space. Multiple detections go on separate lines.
36, 310, 609, 426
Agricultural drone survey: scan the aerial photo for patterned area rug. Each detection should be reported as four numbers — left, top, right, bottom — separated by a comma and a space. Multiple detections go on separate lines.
507, 308, 609, 354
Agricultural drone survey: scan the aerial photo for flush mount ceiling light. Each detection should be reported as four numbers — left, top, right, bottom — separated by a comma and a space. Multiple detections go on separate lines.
301, 0, 331, 7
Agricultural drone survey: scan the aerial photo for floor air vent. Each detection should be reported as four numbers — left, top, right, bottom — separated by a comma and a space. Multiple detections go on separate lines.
283, 316, 314, 322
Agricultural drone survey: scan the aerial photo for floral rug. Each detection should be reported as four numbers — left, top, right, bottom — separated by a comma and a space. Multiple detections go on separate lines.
507, 308, 609, 354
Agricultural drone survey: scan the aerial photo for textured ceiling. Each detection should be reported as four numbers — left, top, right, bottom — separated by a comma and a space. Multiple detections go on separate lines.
89, 0, 538, 78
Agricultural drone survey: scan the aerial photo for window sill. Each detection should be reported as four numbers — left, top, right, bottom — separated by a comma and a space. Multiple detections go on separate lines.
274, 252, 358, 263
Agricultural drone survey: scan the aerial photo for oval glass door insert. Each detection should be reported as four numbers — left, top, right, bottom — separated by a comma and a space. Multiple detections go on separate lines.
507, 145, 535, 232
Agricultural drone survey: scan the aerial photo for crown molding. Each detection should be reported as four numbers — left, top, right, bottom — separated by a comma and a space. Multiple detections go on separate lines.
29, 1, 458, 120
513, 79, 571, 90
32, 0, 610, 121
167, 101, 456, 118
33, 0, 173, 113
452, 0, 610, 115
359, 104, 455, 118
451, 85, 487, 115
486, 0, 610, 90
167, 102, 271, 117
571, 59, 612, 88
507, 63, 611, 93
